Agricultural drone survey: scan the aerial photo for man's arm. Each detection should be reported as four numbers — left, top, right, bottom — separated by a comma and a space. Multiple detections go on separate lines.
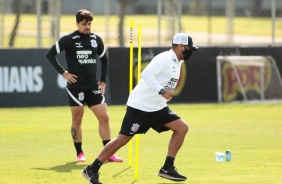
99, 54, 109, 83
99, 54, 108, 94
140, 55, 165, 93
46, 41, 66, 75
46, 36, 77, 84
96, 36, 108, 83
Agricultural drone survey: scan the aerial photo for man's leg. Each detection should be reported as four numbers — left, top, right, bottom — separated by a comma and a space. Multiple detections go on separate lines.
70, 106, 86, 162
158, 119, 189, 181
90, 103, 123, 162
97, 134, 132, 162
90, 103, 110, 141
165, 119, 189, 157
82, 134, 132, 184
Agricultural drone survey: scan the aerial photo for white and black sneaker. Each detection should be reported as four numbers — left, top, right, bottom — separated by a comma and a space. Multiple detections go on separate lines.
158, 166, 187, 181
82, 166, 102, 184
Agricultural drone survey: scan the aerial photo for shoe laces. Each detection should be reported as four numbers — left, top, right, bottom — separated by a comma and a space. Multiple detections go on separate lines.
168, 166, 179, 174
165, 165, 176, 170
88, 166, 101, 179
93, 170, 101, 179
97, 172, 101, 177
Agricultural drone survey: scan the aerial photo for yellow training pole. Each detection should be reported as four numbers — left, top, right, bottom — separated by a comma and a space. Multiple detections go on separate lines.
134, 23, 142, 181
128, 18, 134, 168
137, 24, 142, 81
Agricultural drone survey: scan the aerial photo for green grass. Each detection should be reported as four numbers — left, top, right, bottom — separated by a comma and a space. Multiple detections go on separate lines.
1, 103, 282, 184
1, 14, 281, 48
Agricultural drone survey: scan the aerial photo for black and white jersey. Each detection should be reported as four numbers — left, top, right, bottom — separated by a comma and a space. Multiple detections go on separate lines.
46, 30, 108, 90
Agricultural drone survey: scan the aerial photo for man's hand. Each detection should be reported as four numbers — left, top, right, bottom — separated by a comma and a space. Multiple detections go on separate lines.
161, 90, 173, 102
99, 81, 106, 94
62, 71, 78, 84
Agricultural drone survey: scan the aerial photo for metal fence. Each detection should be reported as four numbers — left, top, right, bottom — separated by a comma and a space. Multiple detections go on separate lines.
0, 0, 281, 48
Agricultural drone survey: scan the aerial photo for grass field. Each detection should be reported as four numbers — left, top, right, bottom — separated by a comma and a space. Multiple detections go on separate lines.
0, 103, 282, 184
1, 14, 281, 48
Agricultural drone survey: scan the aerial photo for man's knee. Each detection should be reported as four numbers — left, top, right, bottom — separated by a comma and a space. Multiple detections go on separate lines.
72, 115, 83, 126
181, 122, 189, 134
98, 114, 109, 123
170, 120, 189, 134
116, 135, 132, 146
175, 120, 189, 134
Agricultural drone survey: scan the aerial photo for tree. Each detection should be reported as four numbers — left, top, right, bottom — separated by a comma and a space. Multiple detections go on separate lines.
116, 0, 137, 47
253, 0, 263, 17
9, 0, 22, 47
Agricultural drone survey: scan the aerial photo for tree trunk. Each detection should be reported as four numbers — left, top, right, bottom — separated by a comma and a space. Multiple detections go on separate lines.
253, 0, 263, 16
9, 0, 22, 47
117, 0, 137, 47
117, 1, 127, 47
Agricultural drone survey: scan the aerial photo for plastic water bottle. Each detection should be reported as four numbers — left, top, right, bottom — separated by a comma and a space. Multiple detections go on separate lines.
226, 149, 231, 161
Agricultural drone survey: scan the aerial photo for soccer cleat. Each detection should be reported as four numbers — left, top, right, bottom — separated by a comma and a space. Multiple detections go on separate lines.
82, 166, 102, 184
158, 166, 187, 181
77, 152, 86, 162
107, 154, 123, 162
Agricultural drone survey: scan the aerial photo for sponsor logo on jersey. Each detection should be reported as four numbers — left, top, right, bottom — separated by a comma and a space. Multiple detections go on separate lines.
76, 50, 96, 64
90, 40, 97, 48
75, 42, 83, 48
164, 78, 178, 91
90, 34, 97, 38
92, 90, 101, 95
72, 35, 80, 39
168, 110, 176, 115
77, 51, 92, 55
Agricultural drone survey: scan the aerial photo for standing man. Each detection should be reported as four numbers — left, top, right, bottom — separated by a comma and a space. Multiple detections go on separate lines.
82, 33, 199, 184
46, 9, 123, 163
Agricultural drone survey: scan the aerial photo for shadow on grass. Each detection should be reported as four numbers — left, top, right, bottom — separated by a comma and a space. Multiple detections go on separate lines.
109, 166, 139, 184
33, 161, 87, 172
158, 181, 185, 184
111, 167, 131, 178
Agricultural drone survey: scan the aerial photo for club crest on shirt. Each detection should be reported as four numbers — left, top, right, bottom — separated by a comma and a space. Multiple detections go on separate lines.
131, 123, 140, 133
78, 92, 85, 101
90, 39, 97, 48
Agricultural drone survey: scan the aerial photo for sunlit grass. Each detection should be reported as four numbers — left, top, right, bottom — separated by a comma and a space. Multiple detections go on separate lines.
0, 103, 282, 184
1, 14, 281, 48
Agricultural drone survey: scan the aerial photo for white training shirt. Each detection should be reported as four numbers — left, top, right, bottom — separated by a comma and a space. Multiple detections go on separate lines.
127, 49, 183, 112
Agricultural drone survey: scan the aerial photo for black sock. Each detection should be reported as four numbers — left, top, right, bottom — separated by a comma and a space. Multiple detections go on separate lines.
102, 140, 110, 146
90, 158, 103, 171
74, 142, 83, 156
163, 156, 175, 170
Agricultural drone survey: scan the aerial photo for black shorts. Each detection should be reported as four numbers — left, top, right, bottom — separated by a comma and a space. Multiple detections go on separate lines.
119, 106, 180, 136
66, 88, 105, 107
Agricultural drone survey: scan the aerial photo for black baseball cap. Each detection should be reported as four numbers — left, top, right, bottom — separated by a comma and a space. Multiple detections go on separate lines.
172, 33, 199, 50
